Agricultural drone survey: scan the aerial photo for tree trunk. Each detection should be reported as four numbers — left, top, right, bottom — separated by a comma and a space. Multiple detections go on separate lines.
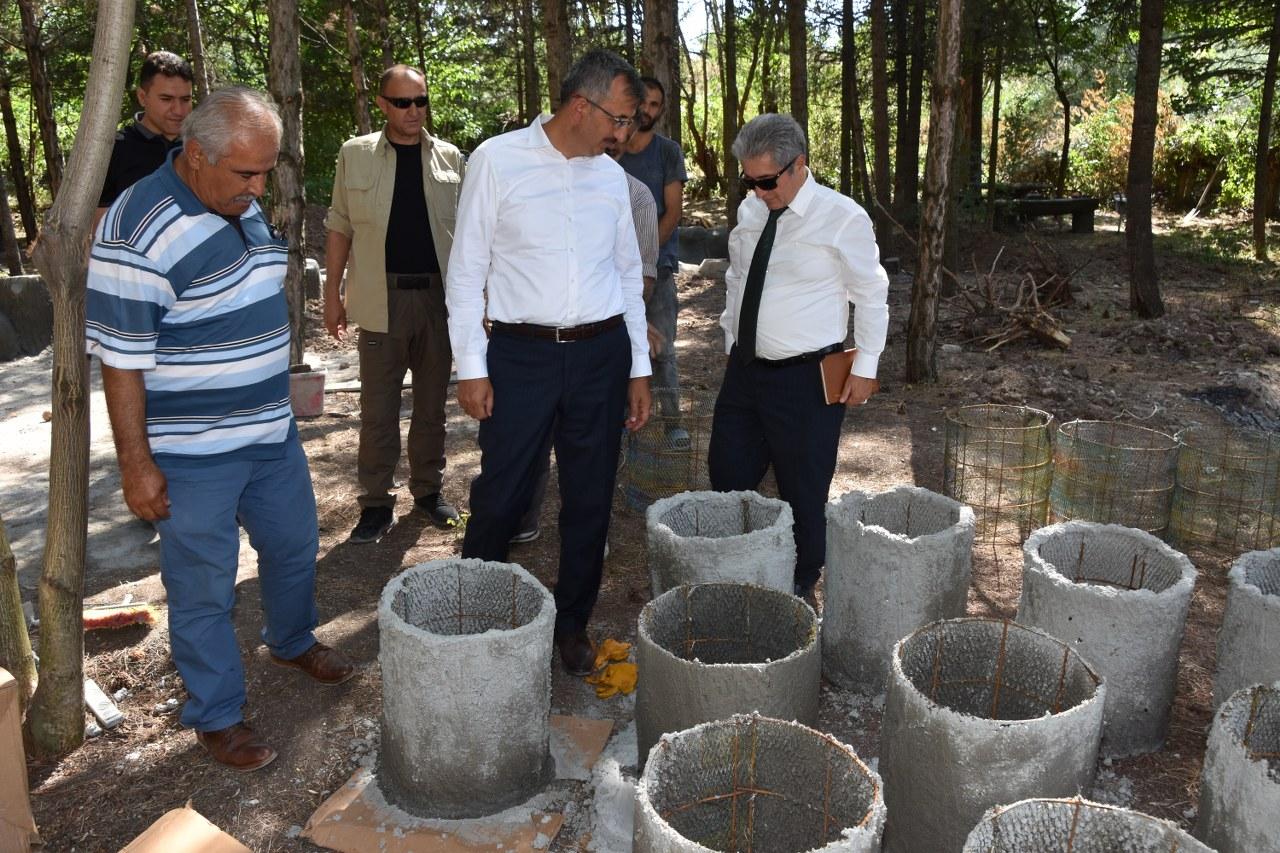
519, 0, 542, 121
16, 0, 63, 200
965, 10, 984, 192
892, 0, 908, 158
623, 0, 635, 62
1, 85, 38, 243
344, 0, 372, 135
1055, 88, 1071, 196
0, 519, 36, 714
642, 0, 681, 146
723, 0, 742, 227
904, 0, 961, 384
787, 0, 807, 139
849, 26, 874, 209
839, 0, 855, 196
0, 171, 23, 274
25, 0, 135, 758
986, 34, 1003, 227
269, 0, 307, 366
1126, 0, 1165, 318
185, 0, 212, 99
894, 0, 926, 220
375, 0, 394, 68
543, 0, 572, 110
679, 35, 722, 190
410, 4, 436, 134
759, 0, 781, 113
870, 0, 893, 243
1254, 0, 1280, 260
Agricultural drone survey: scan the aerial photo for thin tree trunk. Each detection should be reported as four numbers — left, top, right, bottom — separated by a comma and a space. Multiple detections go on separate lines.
850, 27, 874, 209
185, 0, 212, 99
519, 0, 542, 121
840, 0, 855, 196
787, 0, 807, 139
901, 0, 926, 215
904, 0, 961, 383
1, 86, 37, 244
16, 0, 63, 199
0, 171, 23, 274
410, 4, 436, 134
1254, 0, 1280, 260
679, 34, 722, 190
759, 0, 781, 113
870, 0, 893, 243
723, 0, 742, 227
269, 0, 307, 366
623, 0, 635, 61
986, 33, 1003, 226
1055, 89, 1071, 195
643, 0, 681, 145
375, 0, 394, 68
738, 0, 769, 124
892, 0, 908, 163
344, 0, 372, 134
966, 11, 984, 192
543, 0, 572, 110
1126, 0, 1164, 318
25, 0, 135, 758
0, 519, 36, 714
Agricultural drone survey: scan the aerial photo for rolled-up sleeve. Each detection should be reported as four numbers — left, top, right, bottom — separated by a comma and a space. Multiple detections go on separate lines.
836, 208, 890, 379
324, 147, 353, 238
445, 146, 498, 380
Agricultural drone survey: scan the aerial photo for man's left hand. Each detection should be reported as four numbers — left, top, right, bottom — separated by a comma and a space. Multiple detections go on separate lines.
840, 374, 880, 408
626, 378, 651, 432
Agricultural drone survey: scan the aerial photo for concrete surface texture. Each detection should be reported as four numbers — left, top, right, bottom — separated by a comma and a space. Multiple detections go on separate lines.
1018, 521, 1197, 757
0, 275, 52, 359
377, 558, 556, 818
645, 490, 796, 595
880, 617, 1106, 853
823, 485, 975, 692
1213, 548, 1280, 709
962, 796, 1214, 852
635, 582, 820, 768
1196, 683, 1280, 853
634, 714, 885, 853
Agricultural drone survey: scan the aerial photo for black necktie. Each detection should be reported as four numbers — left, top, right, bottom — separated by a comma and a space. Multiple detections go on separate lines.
736, 206, 786, 365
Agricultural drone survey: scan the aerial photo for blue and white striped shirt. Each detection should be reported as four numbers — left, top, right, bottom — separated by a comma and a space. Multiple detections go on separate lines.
86, 152, 296, 463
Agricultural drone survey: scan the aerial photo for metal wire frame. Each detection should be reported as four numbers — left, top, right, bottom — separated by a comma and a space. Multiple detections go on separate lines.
983, 797, 1198, 852
1171, 425, 1280, 555
619, 387, 714, 513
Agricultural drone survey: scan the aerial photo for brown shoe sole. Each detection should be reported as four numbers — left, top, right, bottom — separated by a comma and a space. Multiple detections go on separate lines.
269, 654, 357, 685
197, 738, 279, 773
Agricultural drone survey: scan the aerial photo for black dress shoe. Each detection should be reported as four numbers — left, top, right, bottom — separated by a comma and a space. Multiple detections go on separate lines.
555, 630, 596, 676
349, 506, 394, 544
415, 492, 460, 528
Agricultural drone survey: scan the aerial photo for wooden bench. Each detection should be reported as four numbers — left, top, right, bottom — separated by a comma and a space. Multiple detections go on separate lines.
994, 197, 1100, 233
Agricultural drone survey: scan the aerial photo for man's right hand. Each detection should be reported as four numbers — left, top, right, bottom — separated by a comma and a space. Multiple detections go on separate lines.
121, 458, 170, 521
458, 378, 494, 421
324, 298, 348, 341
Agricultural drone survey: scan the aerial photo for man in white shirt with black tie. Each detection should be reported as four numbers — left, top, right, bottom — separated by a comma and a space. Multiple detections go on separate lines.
446, 49, 652, 675
710, 113, 889, 604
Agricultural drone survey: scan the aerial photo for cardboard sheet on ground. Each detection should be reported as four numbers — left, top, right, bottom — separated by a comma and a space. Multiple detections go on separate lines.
119, 804, 250, 852
0, 668, 38, 853
303, 714, 613, 852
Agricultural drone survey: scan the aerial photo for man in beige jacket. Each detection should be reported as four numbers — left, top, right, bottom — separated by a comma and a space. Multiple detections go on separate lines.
325, 64, 464, 543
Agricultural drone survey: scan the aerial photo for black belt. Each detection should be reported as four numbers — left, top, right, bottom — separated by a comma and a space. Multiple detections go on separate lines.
490, 314, 624, 343
755, 342, 844, 368
387, 272, 442, 290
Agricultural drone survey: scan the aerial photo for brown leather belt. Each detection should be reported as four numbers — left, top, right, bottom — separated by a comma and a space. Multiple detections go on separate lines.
387, 272, 442, 290
490, 314, 624, 343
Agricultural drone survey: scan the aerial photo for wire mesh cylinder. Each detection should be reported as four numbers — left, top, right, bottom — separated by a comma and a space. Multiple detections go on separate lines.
880, 618, 1105, 853
1049, 420, 1180, 537
635, 714, 886, 853
963, 797, 1213, 852
621, 387, 713, 512
943, 404, 1054, 544
1197, 684, 1280, 853
1171, 425, 1280, 553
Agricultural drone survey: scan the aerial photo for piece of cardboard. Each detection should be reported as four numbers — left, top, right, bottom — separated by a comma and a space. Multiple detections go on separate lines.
303, 715, 614, 853
0, 668, 37, 853
119, 804, 250, 852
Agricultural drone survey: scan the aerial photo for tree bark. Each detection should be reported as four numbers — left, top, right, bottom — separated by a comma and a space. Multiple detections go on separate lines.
894, 0, 926, 221
269, 0, 307, 366
1254, 0, 1280, 260
642, 0, 681, 145
965, 9, 984, 192
0, 518, 36, 714
375, 0, 394, 68
0, 84, 38, 243
679, 35, 722, 190
723, 0, 742, 227
758, 0, 781, 113
410, 3, 436, 134
519, 0, 542, 121
905, 0, 961, 383
870, 0, 893, 243
849, 24, 874, 209
344, 0, 372, 135
840, 0, 855, 197
185, 0, 212, 99
16, 0, 63, 199
623, 0, 635, 62
1126, 0, 1165, 318
0, 170, 23, 274
543, 0, 572, 110
986, 33, 1004, 227
787, 0, 807, 139
25, 0, 135, 758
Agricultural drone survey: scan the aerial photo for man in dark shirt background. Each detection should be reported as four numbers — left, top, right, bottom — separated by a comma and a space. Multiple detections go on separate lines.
96, 51, 194, 225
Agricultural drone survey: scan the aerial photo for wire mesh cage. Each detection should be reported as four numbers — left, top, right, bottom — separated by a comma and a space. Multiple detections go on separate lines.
965, 797, 1213, 852
943, 404, 1055, 545
1170, 425, 1280, 554
621, 387, 714, 512
1049, 420, 1180, 538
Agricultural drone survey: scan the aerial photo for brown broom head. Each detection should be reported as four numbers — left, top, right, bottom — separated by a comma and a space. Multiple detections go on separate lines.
83, 603, 159, 630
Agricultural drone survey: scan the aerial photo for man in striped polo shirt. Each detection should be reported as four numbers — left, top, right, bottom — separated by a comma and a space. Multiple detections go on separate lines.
87, 87, 353, 772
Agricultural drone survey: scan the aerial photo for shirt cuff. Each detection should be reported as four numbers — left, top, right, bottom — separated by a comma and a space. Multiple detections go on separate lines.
852, 349, 880, 379
455, 352, 489, 381
630, 351, 652, 379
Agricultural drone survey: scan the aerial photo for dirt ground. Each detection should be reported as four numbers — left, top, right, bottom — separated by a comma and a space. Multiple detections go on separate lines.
21, 207, 1280, 851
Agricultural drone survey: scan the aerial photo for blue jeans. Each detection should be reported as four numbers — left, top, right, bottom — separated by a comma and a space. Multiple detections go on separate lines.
648, 267, 681, 418
155, 437, 319, 731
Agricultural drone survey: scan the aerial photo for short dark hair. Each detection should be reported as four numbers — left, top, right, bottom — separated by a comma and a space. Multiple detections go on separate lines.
139, 51, 194, 89
640, 75, 665, 102
378, 64, 426, 96
558, 49, 643, 109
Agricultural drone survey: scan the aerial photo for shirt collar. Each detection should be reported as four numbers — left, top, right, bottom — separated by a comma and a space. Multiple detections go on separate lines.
524, 114, 555, 149
375, 127, 435, 155
786, 168, 817, 217
131, 112, 162, 140
160, 148, 259, 222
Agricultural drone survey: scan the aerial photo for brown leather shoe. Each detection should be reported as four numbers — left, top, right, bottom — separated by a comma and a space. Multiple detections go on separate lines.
555, 630, 596, 677
270, 642, 355, 685
197, 723, 277, 772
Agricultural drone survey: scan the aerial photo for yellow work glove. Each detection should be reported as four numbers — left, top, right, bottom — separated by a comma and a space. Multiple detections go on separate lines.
586, 662, 638, 699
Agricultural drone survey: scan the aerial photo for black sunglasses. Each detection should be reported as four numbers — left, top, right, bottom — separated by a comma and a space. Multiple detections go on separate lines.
740, 155, 799, 191
384, 95, 429, 110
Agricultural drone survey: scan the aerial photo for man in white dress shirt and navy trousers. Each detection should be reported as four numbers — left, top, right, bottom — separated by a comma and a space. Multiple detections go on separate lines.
710, 113, 890, 602
446, 49, 652, 675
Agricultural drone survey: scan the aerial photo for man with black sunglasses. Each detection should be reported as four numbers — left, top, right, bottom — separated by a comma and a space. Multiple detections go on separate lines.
324, 64, 464, 545
709, 113, 890, 607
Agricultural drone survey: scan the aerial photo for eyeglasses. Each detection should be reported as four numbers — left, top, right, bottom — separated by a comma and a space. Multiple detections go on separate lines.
578, 95, 634, 130
383, 95, 429, 110
740, 156, 799, 191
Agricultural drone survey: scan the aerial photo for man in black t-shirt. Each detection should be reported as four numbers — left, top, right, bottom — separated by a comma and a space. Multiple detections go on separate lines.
95, 51, 195, 226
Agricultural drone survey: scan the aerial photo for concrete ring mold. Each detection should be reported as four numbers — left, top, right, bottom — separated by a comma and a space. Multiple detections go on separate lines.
636, 582, 820, 768
646, 490, 796, 595
880, 617, 1106, 853
377, 558, 556, 818
824, 486, 976, 692
963, 796, 1213, 852
1197, 683, 1280, 853
1213, 548, 1280, 709
1018, 521, 1196, 757
635, 713, 885, 852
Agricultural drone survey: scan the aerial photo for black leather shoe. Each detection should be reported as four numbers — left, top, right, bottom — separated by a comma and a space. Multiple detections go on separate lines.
555, 630, 596, 677
349, 506, 394, 544
415, 493, 460, 529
